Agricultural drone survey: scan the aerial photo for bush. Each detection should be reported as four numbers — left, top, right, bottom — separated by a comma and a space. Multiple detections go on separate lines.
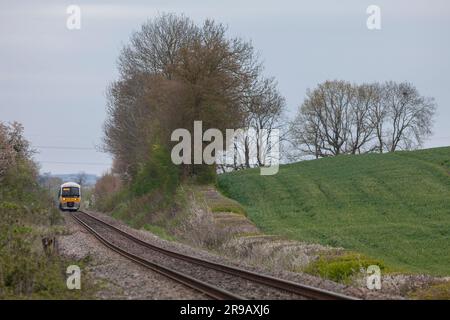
304, 251, 385, 283
143, 224, 175, 241
0, 121, 95, 299
0, 236, 96, 299
93, 173, 125, 212
131, 144, 179, 197
194, 165, 217, 185
1, 122, 31, 180
0, 175, 89, 297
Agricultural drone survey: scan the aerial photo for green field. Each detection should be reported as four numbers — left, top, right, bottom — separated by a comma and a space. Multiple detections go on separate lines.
218, 147, 450, 275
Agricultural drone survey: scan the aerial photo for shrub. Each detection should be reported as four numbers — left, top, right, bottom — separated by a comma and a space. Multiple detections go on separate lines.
143, 224, 176, 241
93, 172, 124, 212
194, 165, 217, 185
0, 121, 94, 299
131, 144, 179, 197
1, 121, 31, 180
304, 251, 385, 283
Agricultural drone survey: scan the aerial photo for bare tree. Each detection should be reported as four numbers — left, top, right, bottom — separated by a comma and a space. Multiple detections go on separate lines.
367, 83, 387, 153
291, 81, 354, 158
289, 106, 322, 159
290, 80, 436, 159
348, 83, 380, 154
76, 171, 87, 186
383, 81, 436, 152
118, 13, 197, 79
233, 77, 285, 169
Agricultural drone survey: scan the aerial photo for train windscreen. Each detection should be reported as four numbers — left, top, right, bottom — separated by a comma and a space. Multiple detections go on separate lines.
61, 187, 80, 197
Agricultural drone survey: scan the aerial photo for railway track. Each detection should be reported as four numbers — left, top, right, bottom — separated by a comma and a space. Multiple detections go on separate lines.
71, 210, 357, 300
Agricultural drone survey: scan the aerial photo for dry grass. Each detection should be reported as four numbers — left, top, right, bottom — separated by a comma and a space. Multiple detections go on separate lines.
198, 185, 246, 216
409, 281, 450, 300
220, 236, 333, 272
173, 185, 231, 248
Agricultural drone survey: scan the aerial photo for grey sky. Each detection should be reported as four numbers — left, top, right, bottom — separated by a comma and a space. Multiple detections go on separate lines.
1, 0, 449, 175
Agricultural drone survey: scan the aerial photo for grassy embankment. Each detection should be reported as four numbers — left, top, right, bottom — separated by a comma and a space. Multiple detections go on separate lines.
218, 147, 450, 276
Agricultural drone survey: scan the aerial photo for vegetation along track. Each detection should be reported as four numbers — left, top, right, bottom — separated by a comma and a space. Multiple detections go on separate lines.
71, 210, 357, 300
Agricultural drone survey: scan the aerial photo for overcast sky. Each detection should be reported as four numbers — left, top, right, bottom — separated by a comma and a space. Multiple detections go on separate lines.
1, 0, 449, 175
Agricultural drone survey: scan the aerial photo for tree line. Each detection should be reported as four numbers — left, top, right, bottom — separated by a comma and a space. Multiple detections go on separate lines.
289, 80, 436, 158
103, 13, 436, 186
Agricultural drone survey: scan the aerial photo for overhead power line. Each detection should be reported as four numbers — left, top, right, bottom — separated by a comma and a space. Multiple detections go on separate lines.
40, 161, 111, 166
35, 145, 98, 151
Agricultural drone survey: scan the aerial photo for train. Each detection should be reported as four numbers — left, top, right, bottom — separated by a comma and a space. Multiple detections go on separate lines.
58, 182, 81, 211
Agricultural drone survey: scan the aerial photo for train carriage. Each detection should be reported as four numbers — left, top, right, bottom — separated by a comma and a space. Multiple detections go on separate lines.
59, 182, 81, 211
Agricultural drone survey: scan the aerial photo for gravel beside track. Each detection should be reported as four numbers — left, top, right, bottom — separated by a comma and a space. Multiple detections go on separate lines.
72, 211, 356, 300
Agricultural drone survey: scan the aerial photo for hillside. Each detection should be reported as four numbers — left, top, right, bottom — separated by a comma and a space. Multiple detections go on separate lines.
217, 147, 450, 275
45, 173, 99, 186
59, 173, 99, 186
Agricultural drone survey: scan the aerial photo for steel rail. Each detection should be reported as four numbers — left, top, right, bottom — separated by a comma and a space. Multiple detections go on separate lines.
76, 210, 358, 300
71, 212, 244, 300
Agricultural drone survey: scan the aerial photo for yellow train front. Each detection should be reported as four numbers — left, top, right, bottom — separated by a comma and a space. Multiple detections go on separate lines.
59, 182, 81, 211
